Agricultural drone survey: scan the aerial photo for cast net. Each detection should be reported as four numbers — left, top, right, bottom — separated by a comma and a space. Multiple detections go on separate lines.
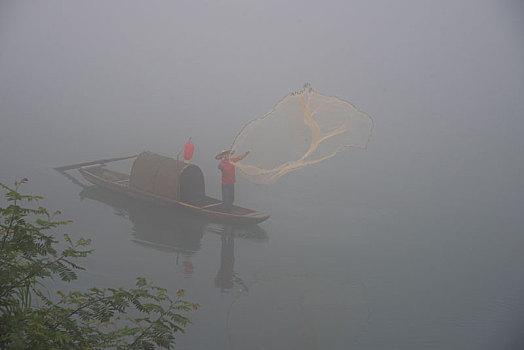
231, 84, 373, 184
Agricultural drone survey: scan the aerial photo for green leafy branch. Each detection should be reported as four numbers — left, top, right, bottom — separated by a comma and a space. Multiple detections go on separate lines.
0, 179, 198, 349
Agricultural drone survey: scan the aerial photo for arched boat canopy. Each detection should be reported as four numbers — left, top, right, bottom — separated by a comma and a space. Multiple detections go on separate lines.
130, 151, 205, 204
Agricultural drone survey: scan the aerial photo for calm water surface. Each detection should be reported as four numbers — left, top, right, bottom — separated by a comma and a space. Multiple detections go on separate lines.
1, 125, 523, 349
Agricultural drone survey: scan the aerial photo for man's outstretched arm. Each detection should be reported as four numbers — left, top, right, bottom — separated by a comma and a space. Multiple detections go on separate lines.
232, 150, 251, 162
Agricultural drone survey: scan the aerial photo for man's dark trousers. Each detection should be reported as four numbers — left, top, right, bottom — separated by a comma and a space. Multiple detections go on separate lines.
221, 184, 234, 212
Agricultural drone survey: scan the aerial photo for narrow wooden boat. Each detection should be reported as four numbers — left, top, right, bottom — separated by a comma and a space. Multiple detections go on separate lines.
76, 151, 269, 225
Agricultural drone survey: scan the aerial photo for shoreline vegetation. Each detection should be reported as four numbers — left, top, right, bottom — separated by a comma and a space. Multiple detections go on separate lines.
0, 178, 198, 349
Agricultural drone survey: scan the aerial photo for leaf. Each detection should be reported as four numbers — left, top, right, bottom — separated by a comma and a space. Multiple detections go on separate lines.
136, 277, 147, 287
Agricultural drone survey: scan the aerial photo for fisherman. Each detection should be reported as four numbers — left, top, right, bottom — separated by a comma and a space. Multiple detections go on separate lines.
216, 149, 250, 213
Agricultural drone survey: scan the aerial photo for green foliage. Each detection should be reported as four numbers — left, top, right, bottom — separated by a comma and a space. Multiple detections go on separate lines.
0, 179, 199, 349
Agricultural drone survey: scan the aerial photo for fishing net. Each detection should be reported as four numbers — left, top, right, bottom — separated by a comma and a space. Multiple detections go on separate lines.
231, 84, 373, 184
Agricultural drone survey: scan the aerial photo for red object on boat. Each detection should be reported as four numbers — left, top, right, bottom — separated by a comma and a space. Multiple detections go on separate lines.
183, 142, 194, 161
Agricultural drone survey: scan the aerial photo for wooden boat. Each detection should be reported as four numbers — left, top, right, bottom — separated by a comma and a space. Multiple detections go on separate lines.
75, 151, 269, 225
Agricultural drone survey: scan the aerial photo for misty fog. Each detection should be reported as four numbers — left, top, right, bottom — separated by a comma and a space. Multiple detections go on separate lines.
1, 0, 523, 349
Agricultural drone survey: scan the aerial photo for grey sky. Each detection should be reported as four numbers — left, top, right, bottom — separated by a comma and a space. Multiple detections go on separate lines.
2, 0, 522, 196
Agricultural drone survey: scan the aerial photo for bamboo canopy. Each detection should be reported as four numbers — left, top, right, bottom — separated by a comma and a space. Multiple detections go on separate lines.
130, 152, 205, 203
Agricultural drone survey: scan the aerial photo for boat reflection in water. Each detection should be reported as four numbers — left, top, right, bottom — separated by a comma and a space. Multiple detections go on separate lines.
79, 185, 267, 285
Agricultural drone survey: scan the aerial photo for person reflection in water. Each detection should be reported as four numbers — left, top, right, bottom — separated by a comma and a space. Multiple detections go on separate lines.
216, 149, 250, 213
215, 229, 235, 292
